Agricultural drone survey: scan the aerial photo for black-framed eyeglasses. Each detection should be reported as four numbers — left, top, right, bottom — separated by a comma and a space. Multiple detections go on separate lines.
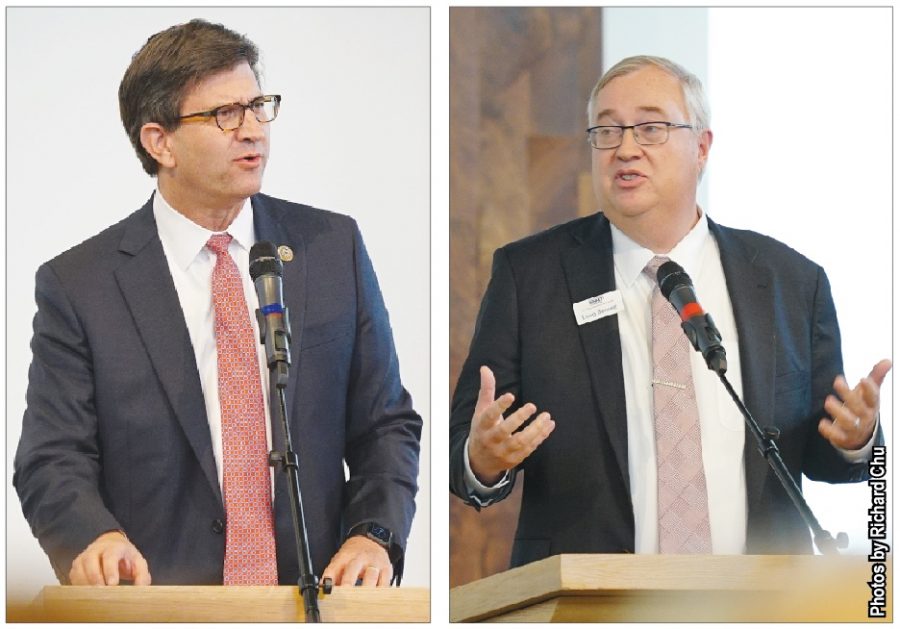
586, 121, 693, 149
179, 94, 282, 131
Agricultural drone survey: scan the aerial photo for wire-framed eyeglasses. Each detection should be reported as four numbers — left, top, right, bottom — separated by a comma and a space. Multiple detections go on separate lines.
179, 94, 282, 131
586, 121, 693, 149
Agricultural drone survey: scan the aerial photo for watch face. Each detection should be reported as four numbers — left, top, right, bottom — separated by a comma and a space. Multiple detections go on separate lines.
370, 525, 390, 543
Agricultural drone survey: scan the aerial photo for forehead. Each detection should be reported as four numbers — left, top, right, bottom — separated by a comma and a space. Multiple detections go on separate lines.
181, 62, 262, 110
592, 65, 688, 122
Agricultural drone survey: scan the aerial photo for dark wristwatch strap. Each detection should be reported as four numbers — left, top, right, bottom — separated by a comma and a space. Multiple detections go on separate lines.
346, 521, 404, 586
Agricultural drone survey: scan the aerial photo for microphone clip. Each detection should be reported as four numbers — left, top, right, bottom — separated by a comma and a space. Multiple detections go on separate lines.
680, 312, 727, 375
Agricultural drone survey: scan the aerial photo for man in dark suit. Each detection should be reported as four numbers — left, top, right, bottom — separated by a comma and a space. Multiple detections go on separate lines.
15, 19, 420, 588
449, 55, 888, 566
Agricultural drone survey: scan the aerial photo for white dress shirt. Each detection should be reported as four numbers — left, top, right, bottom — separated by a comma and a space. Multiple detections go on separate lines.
153, 188, 273, 491
613, 212, 747, 554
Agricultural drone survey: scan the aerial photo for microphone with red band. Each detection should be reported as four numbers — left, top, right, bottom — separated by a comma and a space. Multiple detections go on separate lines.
656, 260, 728, 375
678, 300, 704, 320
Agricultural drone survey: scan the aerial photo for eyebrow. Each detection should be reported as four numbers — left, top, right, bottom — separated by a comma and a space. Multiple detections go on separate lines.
594, 106, 668, 122
205, 94, 266, 110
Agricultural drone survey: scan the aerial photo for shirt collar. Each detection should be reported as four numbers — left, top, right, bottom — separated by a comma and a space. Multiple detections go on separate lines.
152, 186, 255, 270
610, 208, 711, 288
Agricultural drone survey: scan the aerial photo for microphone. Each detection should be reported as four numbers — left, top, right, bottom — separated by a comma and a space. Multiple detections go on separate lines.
250, 243, 324, 616
249, 242, 291, 376
656, 261, 727, 374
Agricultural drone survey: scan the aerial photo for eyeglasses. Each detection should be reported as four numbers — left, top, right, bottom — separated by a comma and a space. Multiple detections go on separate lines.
586, 121, 693, 149
178, 94, 282, 131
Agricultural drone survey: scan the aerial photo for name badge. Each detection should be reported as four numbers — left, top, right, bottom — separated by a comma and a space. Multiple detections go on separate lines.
572, 290, 623, 325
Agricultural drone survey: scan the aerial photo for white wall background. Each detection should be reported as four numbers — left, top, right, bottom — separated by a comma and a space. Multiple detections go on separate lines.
6, 7, 430, 601
604, 6, 891, 553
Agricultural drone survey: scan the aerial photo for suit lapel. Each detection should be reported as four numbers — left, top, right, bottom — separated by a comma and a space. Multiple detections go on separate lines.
710, 220, 776, 517
114, 196, 221, 503
251, 195, 308, 454
561, 214, 630, 492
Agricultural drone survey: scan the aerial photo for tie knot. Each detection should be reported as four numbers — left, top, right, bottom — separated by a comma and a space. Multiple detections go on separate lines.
207, 233, 233, 256
642, 255, 670, 282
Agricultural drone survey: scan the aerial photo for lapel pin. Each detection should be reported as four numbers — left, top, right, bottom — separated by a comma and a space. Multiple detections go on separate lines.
278, 245, 294, 262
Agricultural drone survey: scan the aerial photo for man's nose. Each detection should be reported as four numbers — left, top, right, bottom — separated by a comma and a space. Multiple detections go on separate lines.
236, 109, 266, 140
615, 127, 642, 159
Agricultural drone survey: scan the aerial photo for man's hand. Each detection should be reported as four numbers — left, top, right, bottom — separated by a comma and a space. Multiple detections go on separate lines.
69, 530, 151, 586
322, 535, 392, 587
467, 365, 555, 485
819, 359, 892, 450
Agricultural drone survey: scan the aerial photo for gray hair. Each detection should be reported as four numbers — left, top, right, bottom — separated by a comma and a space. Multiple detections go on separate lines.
586, 55, 710, 134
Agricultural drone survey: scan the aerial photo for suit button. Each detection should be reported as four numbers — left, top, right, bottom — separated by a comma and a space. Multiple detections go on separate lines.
212, 519, 224, 534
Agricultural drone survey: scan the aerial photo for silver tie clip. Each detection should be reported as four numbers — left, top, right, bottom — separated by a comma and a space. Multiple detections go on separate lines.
651, 379, 687, 390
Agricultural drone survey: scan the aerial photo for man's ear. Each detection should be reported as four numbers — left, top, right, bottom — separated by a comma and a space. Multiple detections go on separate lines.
697, 128, 713, 175
140, 123, 176, 170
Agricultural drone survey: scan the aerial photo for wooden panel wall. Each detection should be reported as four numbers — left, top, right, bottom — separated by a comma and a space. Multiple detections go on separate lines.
449, 7, 604, 587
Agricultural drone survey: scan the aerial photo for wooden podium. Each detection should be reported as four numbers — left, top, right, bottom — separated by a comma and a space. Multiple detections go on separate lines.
10, 585, 429, 622
451, 554, 890, 622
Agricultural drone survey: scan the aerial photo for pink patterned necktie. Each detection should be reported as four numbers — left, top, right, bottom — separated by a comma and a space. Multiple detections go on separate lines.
643, 256, 712, 554
207, 233, 279, 585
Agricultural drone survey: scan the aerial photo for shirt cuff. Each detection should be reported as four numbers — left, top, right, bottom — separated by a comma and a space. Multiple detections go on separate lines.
835, 413, 879, 463
463, 436, 511, 506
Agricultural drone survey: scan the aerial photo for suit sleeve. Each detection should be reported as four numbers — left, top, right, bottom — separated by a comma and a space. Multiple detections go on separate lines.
449, 247, 524, 507
341, 222, 422, 565
802, 265, 881, 482
13, 263, 123, 583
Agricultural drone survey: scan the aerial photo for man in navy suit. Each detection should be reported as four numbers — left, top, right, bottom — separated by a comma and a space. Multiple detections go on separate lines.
15, 19, 421, 587
450, 55, 888, 565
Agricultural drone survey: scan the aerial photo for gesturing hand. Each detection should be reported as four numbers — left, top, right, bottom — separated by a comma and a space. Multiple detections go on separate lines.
818, 358, 892, 450
467, 365, 555, 485
69, 530, 151, 586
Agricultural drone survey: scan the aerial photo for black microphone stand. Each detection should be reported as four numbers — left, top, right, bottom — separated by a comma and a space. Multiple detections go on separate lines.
259, 310, 324, 622
715, 369, 848, 555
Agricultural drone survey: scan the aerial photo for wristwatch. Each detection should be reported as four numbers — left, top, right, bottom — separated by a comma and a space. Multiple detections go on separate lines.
347, 521, 404, 585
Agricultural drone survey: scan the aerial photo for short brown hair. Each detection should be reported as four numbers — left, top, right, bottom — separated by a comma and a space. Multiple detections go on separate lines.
119, 19, 261, 175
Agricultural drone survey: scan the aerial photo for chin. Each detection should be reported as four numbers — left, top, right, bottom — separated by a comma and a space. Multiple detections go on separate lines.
599, 196, 654, 220
617, 204, 656, 218
234, 177, 264, 199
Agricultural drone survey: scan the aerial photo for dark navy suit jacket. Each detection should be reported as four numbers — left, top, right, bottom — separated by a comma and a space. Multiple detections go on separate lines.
15, 193, 421, 584
449, 213, 876, 567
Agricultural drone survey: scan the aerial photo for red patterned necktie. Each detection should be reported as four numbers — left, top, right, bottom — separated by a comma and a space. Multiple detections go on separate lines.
644, 256, 712, 554
207, 233, 279, 584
